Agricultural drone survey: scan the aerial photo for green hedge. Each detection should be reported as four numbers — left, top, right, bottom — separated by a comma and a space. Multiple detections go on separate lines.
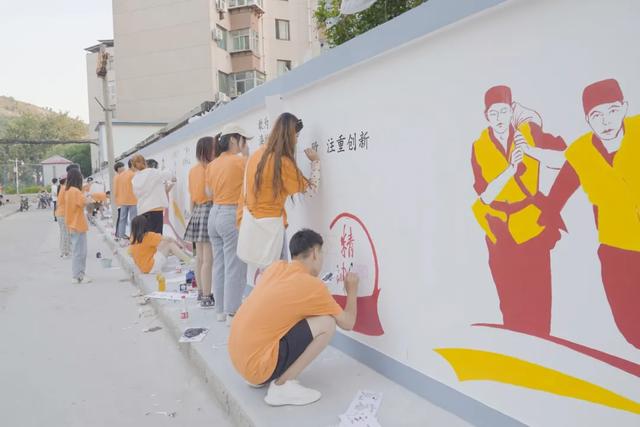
2, 186, 44, 194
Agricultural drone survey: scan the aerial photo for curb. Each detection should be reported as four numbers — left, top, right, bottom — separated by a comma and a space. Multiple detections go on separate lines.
96, 222, 254, 427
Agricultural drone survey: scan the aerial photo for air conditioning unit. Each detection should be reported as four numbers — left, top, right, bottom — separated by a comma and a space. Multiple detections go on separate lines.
215, 0, 227, 12
214, 92, 231, 103
212, 28, 224, 41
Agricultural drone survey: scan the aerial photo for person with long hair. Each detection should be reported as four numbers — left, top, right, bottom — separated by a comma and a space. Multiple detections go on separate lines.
130, 215, 192, 274
55, 177, 71, 258
206, 124, 251, 322
240, 112, 320, 265
65, 168, 94, 284
131, 154, 176, 234
184, 136, 218, 308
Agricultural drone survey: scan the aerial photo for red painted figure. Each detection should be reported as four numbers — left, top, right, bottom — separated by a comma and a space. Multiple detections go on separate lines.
542, 79, 640, 349
471, 85, 567, 335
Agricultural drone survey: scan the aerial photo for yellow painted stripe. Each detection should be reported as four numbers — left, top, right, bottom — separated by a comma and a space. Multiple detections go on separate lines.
172, 201, 186, 227
435, 348, 640, 415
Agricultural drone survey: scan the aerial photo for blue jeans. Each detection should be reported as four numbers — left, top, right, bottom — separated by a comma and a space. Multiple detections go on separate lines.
70, 232, 87, 280
208, 204, 247, 315
116, 205, 137, 238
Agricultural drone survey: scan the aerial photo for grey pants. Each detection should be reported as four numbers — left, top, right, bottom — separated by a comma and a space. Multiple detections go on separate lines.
208, 204, 247, 315
116, 205, 137, 238
57, 216, 71, 256
70, 232, 87, 280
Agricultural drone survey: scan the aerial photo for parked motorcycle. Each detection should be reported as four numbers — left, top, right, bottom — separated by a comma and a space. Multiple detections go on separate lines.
19, 196, 29, 212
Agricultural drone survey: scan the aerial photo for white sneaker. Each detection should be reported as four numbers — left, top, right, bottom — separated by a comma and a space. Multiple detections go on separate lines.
72, 276, 92, 284
264, 380, 322, 407
216, 313, 227, 322
226, 314, 235, 327
245, 380, 266, 389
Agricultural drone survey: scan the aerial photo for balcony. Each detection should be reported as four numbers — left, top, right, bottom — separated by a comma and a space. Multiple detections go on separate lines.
228, 0, 264, 12
229, 29, 260, 56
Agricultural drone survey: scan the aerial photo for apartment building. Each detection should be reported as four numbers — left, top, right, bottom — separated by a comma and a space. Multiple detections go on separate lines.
111, 0, 321, 123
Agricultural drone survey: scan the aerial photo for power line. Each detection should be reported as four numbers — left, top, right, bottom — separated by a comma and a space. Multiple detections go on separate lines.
0, 139, 98, 146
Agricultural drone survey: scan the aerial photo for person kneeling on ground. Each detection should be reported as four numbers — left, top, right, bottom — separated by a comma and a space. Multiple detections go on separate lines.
129, 215, 192, 274
228, 228, 358, 407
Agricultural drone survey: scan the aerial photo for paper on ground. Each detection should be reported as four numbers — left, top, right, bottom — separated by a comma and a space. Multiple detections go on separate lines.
146, 291, 197, 301
346, 390, 382, 416
339, 412, 381, 427
179, 328, 209, 343
339, 390, 383, 427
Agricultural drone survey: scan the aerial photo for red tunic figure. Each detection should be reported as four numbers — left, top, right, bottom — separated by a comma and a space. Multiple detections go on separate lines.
471, 86, 567, 335
543, 79, 640, 349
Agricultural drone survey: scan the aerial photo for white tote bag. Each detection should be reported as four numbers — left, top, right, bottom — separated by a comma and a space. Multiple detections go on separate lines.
236, 165, 284, 268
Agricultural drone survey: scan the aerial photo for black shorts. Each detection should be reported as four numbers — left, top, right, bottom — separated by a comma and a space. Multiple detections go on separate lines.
266, 319, 313, 383
143, 210, 164, 234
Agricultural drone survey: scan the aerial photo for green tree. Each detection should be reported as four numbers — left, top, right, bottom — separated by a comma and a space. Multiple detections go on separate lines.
315, 0, 427, 47
0, 112, 89, 189
50, 144, 92, 177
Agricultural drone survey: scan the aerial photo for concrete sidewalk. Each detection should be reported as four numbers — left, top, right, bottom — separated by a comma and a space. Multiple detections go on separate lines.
0, 201, 19, 219
0, 210, 232, 427
96, 218, 470, 427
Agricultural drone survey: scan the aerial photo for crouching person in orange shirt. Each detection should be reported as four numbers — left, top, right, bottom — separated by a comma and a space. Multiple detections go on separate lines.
129, 215, 192, 274
228, 229, 359, 406
65, 169, 95, 284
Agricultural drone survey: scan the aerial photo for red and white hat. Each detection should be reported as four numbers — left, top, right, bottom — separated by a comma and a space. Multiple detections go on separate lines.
582, 79, 624, 115
484, 85, 512, 112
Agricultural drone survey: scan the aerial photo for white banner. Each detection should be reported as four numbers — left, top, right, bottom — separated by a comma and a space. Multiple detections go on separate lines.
340, 0, 377, 15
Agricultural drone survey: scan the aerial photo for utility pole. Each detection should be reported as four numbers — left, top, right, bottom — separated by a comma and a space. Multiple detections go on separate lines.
14, 159, 19, 195
96, 44, 116, 227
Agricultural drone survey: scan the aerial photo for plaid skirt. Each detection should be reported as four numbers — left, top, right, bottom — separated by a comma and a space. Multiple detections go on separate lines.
184, 202, 212, 242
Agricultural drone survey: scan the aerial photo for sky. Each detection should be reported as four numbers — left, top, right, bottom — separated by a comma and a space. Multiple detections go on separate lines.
0, 0, 113, 122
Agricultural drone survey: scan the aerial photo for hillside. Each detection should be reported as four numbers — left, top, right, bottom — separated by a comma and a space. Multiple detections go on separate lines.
0, 96, 91, 187
0, 96, 56, 132
0, 95, 50, 118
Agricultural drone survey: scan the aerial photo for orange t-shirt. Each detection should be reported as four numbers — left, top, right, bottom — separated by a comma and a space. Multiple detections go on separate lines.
64, 187, 88, 233
239, 146, 308, 224
130, 232, 162, 273
206, 152, 246, 205
188, 163, 212, 205
91, 192, 108, 202
55, 186, 66, 217
228, 261, 343, 384
117, 169, 137, 206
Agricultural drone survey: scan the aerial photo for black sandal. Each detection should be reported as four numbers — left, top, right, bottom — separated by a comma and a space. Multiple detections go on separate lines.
200, 295, 215, 309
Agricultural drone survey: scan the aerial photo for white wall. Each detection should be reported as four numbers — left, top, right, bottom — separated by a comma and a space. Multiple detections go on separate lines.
96, 123, 166, 177
99, 1, 640, 425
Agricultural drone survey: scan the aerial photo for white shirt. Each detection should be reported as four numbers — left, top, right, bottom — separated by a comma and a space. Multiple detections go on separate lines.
132, 168, 173, 215
51, 184, 58, 202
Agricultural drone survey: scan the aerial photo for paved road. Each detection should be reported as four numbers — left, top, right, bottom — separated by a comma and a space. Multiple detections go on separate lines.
0, 209, 231, 427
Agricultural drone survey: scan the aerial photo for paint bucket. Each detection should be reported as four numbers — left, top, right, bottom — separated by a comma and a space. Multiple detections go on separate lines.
100, 258, 112, 269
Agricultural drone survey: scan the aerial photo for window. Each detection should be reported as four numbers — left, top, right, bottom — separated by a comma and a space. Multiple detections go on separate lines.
275, 19, 290, 41
230, 70, 265, 97
214, 25, 228, 50
230, 28, 260, 55
218, 71, 230, 95
228, 0, 263, 8
277, 60, 291, 76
